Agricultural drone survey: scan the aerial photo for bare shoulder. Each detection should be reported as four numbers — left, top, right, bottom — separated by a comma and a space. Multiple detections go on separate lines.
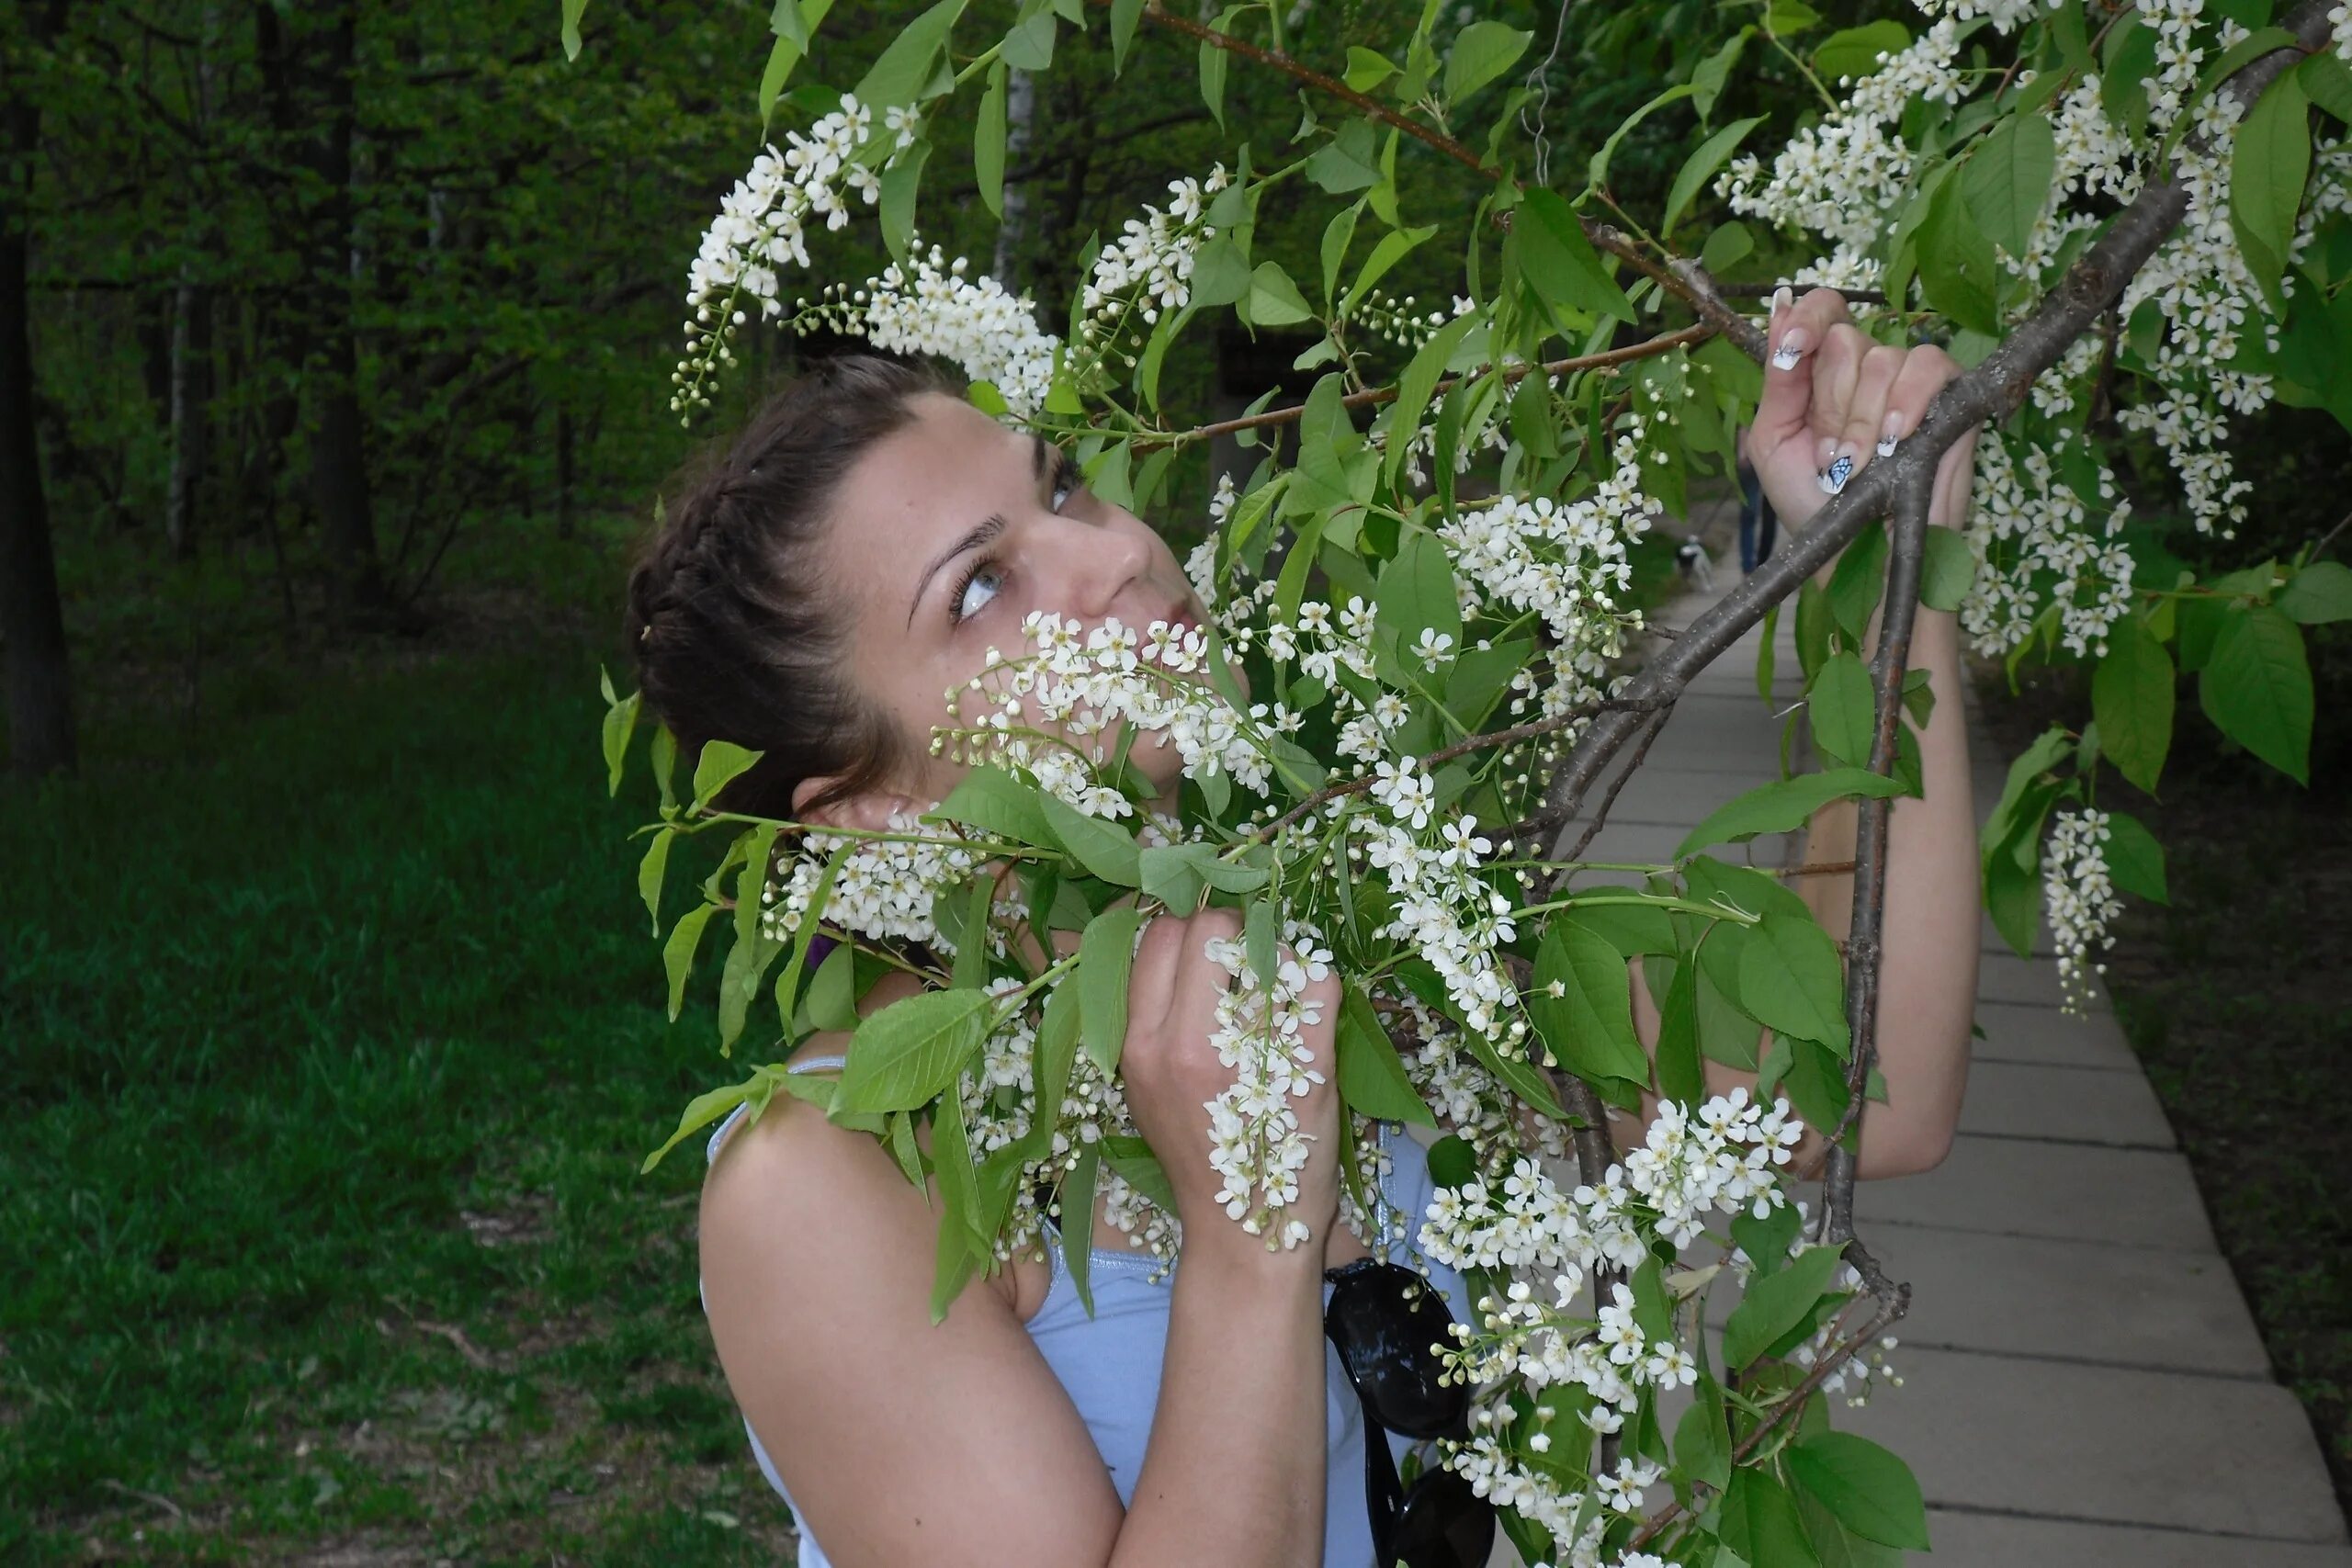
693, 975, 1125, 1568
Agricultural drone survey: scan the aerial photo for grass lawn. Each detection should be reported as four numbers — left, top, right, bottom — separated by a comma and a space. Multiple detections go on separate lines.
2, 520, 794, 1564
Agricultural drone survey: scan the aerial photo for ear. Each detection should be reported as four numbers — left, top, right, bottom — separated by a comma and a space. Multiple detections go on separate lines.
790, 773, 928, 835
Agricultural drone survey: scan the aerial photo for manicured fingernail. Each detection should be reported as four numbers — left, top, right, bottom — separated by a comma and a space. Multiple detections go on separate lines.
1818, 446, 1857, 496
1877, 413, 1903, 457
1770, 326, 1809, 371
1771, 284, 1793, 316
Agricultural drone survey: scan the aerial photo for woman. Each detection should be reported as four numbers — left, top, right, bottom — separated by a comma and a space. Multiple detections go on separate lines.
622, 286, 1983, 1568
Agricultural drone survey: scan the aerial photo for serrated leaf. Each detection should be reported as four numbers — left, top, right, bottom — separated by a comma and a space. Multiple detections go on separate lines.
1723, 1243, 1847, 1369
2232, 73, 2310, 310
1917, 174, 2000, 334
1787, 1432, 1930, 1551
1514, 188, 1635, 325
2280, 559, 2352, 624
691, 739, 763, 813
2092, 620, 2174, 795
1918, 525, 1977, 612
1736, 912, 1849, 1053
834, 989, 996, 1113
1528, 922, 1649, 1085
975, 60, 1008, 218
1078, 908, 1145, 1073
1961, 109, 2057, 260
930, 763, 1056, 847
1806, 651, 1874, 768
1813, 19, 1907, 81
1336, 984, 1437, 1124
1663, 115, 1764, 236
1246, 261, 1315, 326
662, 904, 720, 1021
2199, 605, 2312, 784
1038, 795, 1143, 885
2102, 810, 2167, 904
1677, 769, 1906, 857
1443, 20, 1532, 102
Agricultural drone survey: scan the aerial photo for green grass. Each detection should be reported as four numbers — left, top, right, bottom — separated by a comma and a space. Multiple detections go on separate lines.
0, 582, 791, 1562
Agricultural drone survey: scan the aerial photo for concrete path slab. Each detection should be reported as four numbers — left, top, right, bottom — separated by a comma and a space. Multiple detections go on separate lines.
1855, 1135, 2218, 1251
1969, 1000, 2139, 1069
1956, 1059, 2175, 1146
1976, 952, 2086, 1008
1842, 1348, 2346, 1542
1872, 1227, 2272, 1376
1920, 1510, 2352, 1567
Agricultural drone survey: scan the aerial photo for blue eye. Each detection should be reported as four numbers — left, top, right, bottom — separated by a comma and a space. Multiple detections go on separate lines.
952, 561, 1004, 624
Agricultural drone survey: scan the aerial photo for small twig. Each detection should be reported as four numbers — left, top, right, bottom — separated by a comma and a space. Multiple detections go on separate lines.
1559, 705, 1672, 863
1780, 858, 1856, 879
2313, 506, 2352, 560
1253, 693, 1675, 841
1818, 461, 1934, 1244
1710, 282, 1891, 305
1139, 324, 1716, 449
98, 1479, 187, 1521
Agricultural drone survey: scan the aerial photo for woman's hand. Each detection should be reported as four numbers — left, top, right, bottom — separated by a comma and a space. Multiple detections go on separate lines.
1746, 287, 1982, 535
1118, 908, 1342, 1253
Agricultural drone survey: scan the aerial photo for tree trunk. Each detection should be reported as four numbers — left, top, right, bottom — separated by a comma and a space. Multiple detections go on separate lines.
991, 67, 1036, 292
0, 9, 76, 779
165, 276, 211, 562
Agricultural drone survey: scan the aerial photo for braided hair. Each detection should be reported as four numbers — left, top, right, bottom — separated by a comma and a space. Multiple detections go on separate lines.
625, 352, 963, 822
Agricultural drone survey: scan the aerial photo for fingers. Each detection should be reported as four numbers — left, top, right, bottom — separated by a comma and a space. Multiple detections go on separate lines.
1747, 286, 1853, 466
1819, 340, 1904, 496
1128, 911, 1184, 1032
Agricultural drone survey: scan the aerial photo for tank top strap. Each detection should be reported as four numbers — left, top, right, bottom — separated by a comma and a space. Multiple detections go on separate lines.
705, 1055, 849, 1166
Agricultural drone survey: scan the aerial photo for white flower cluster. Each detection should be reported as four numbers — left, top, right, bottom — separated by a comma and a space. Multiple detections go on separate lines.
940, 610, 1272, 804
2042, 807, 2124, 1012
1960, 433, 2135, 659
672, 94, 907, 421
781, 244, 1062, 418
1913, 0, 2059, 28
2335, 0, 2352, 62
1199, 922, 1335, 1248
1072, 164, 1232, 373
761, 810, 982, 949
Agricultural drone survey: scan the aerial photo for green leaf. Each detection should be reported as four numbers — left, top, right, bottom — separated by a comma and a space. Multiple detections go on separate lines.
1337, 984, 1437, 1124
1384, 311, 1478, 488
1654, 956, 1704, 1106
929, 763, 1055, 847
1443, 20, 1532, 102
877, 140, 931, 265
1663, 116, 1764, 236
1787, 1433, 1931, 1551
1673, 1375, 1734, 1489
560, 0, 588, 60
2303, 51, 2352, 124
1765, 0, 1820, 36
1246, 262, 1315, 326
641, 1070, 765, 1174
1794, 578, 1833, 681
1528, 921, 1650, 1086
2092, 620, 2175, 794
1917, 526, 1977, 612
1038, 795, 1144, 885
1374, 531, 1464, 665
662, 904, 720, 1021
805, 941, 860, 1032
1960, 109, 2057, 260
1100, 1136, 1177, 1213
1198, 6, 1233, 126
2199, 605, 2312, 784
1827, 521, 1889, 647
1319, 199, 1363, 308
1340, 223, 1439, 317
638, 829, 673, 934
975, 60, 1008, 218
1806, 650, 1875, 768
1917, 174, 2001, 334
1078, 908, 1146, 1074
1306, 119, 1384, 194
2232, 72, 2311, 310
2103, 17, 2157, 138
1690, 28, 1751, 123
1000, 8, 1055, 69
1059, 1147, 1100, 1314
1190, 234, 1250, 309
691, 739, 763, 813
1677, 769, 1907, 856
602, 687, 639, 796
1814, 19, 1907, 81
1514, 188, 1635, 325
1110, 0, 1143, 72
1736, 912, 1849, 1053
2103, 810, 2167, 904
1723, 1243, 1847, 1369
1723, 1468, 1824, 1568
834, 989, 996, 1113
1343, 46, 1397, 93
2280, 559, 2352, 624
852, 0, 966, 108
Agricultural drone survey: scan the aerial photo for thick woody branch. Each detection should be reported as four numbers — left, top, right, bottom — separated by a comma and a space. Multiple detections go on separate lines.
1818, 460, 1934, 1246
1540, 1, 2334, 828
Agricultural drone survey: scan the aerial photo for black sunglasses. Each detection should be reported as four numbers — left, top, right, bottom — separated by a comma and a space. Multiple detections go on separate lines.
1323, 1257, 1498, 1568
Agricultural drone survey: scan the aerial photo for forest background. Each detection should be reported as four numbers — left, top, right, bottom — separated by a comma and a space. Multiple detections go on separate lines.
2, 0, 2346, 1561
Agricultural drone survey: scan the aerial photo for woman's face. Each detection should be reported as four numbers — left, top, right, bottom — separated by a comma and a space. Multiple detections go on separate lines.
798, 390, 1213, 824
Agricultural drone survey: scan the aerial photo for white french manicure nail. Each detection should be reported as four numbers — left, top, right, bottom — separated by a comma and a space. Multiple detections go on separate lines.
1877, 413, 1903, 457
1772, 284, 1793, 315
1770, 325, 1809, 371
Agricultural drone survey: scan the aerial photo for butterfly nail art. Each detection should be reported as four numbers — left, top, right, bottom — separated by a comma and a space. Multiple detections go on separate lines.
1818, 452, 1855, 495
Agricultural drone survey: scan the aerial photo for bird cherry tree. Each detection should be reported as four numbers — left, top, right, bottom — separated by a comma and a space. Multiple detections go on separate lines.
593, 0, 2352, 1562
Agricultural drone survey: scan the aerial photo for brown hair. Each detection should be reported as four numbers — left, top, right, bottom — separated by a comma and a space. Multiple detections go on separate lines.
625, 351, 964, 821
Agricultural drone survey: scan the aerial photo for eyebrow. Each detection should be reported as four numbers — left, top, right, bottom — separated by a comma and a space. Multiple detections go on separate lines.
906, 434, 1056, 629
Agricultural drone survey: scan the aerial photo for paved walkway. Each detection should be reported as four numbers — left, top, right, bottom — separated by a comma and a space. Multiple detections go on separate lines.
1562, 536, 2352, 1565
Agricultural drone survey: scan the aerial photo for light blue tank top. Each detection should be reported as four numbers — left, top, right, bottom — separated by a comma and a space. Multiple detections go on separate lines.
700, 1055, 1472, 1568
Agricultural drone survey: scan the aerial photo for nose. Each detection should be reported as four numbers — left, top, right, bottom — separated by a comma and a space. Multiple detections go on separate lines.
1025, 511, 1153, 626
